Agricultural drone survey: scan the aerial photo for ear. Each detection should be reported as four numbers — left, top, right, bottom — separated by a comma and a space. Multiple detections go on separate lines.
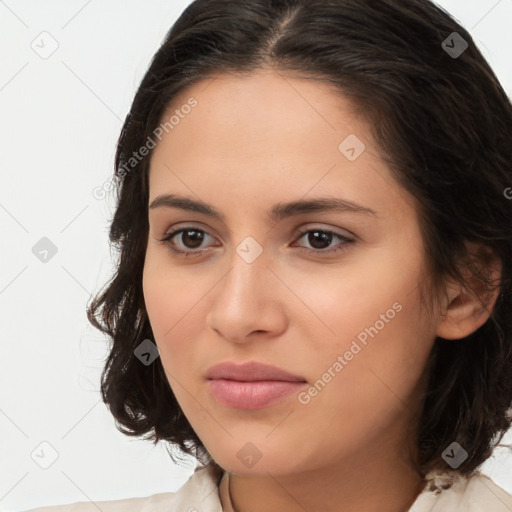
436, 243, 502, 340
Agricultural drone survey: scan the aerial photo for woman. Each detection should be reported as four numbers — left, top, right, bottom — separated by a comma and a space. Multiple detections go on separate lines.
26, 0, 512, 510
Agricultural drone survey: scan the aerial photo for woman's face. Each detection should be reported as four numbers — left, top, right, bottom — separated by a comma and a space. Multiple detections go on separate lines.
143, 69, 440, 476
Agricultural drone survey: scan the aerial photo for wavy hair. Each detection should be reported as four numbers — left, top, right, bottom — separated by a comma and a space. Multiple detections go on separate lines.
87, 0, 512, 483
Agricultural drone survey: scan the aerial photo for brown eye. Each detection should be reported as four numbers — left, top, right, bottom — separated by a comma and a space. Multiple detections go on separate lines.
160, 227, 216, 256
178, 229, 205, 249
293, 228, 354, 255
305, 231, 334, 250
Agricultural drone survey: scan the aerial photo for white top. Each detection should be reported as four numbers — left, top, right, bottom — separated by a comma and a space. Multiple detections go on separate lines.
21, 464, 512, 512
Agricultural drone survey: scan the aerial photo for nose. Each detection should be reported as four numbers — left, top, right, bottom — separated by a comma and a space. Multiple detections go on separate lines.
205, 244, 288, 344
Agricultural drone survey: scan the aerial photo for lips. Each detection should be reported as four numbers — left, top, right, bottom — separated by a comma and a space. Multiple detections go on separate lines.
205, 361, 308, 409
205, 361, 307, 382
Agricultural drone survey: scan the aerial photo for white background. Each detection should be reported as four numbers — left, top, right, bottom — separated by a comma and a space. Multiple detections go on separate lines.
1, 1, 511, 510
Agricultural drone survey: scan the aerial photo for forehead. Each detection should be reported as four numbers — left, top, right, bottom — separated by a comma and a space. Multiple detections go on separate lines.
160, 68, 363, 152
148, 69, 416, 223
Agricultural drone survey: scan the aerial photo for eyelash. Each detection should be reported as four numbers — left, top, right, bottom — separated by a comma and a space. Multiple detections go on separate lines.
158, 226, 355, 257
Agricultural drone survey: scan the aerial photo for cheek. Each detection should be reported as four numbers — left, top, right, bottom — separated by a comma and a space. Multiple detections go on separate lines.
143, 246, 195, 334
142, 259, 174, 339
275, 249, 417, 346
142, 250, 210, 371
288, 244, 431, 399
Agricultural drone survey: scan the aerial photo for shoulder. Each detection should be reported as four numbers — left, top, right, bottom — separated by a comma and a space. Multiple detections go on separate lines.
19, 492, 175, 512
20, 464, 225, 512
409, 470, 512, 512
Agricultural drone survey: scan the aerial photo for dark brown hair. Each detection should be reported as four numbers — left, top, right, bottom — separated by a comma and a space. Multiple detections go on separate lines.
87, 0, 512, 483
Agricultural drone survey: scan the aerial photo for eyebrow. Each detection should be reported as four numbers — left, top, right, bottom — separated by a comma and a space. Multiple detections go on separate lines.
148, 194, 378, 222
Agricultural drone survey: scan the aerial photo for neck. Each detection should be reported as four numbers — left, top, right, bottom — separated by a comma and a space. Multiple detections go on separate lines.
227, 442, 426, 512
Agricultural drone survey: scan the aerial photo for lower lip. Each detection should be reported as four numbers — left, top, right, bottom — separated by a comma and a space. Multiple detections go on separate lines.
207, 379, 307, 409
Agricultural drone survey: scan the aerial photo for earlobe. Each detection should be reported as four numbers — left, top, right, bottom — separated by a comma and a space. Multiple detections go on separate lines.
435, 244, 502, 341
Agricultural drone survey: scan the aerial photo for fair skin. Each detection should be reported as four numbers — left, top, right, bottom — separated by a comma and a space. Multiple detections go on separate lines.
142, 68, 499, 512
